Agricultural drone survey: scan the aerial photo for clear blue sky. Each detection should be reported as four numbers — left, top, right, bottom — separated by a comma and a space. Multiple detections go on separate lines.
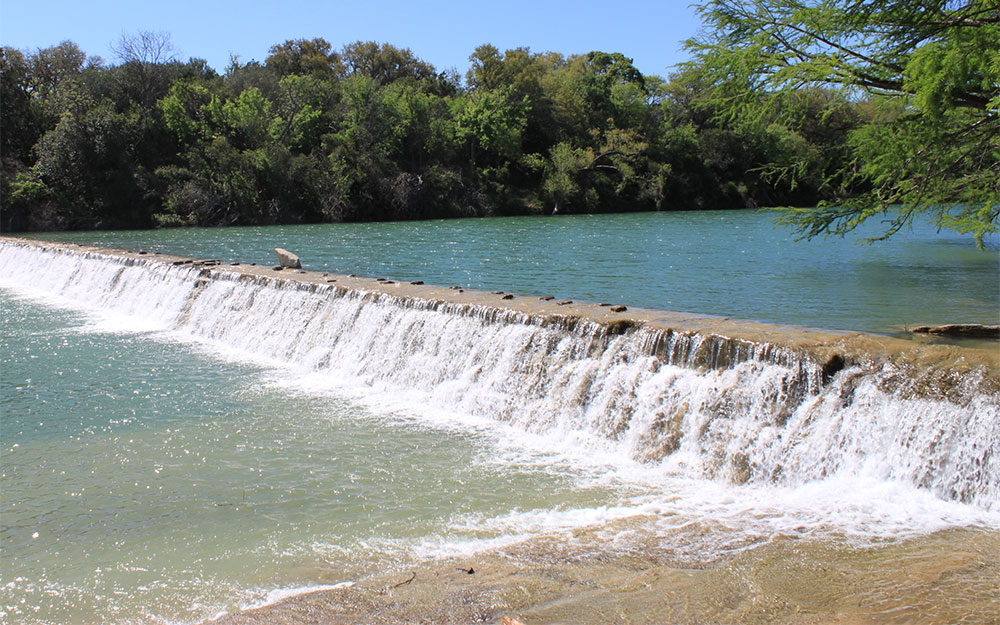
0, 0, 703, 79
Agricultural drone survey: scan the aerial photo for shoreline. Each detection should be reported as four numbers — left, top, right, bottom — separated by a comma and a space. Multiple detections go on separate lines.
207, 517, 1000, 625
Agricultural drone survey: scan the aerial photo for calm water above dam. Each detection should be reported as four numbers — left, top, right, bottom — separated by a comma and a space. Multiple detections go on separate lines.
24, 210, 1000, 334
2, 211, 999, 624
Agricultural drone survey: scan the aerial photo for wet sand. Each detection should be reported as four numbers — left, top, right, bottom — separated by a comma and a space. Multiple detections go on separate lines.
209, 517, 1000, 625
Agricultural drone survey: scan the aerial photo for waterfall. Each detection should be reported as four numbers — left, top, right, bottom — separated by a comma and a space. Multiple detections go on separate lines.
2, 238, 997, 511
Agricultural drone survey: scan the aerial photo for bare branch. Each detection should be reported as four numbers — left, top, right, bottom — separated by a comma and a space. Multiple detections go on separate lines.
112, 30, 177, 66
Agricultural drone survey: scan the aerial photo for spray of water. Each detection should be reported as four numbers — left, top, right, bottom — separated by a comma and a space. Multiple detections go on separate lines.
2, 240, 996, 514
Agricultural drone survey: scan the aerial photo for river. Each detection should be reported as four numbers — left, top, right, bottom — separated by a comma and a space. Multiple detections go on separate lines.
17, 210, 999, 334
1, 210, 998, 624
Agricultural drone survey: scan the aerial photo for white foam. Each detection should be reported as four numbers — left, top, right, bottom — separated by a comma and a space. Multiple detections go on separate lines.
241, 582, 355, 611
408, 474, 1000, 563
2, 240, 998, 534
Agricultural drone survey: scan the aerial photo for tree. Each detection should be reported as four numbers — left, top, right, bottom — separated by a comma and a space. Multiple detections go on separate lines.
466, 45, 557, 160
111, 30, 177, 106
687, 0, 999, 244
466, 44, 505, 91
265, 38, 344, 77
543, 127, 649, 213
224, 59, 279, 100
25, 41, 87, 97
32, 100, 151, 228
1, 47, 41, 163
269, 74, 331, 149
159, 81, 212, 144
452, 87, 529, 175
342, 41, 436, 86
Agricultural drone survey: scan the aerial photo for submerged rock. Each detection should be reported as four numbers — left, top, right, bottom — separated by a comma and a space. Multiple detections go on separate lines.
910, 324, 999, 338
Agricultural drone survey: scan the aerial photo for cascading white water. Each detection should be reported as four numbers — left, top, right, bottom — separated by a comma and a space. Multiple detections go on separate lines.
2, 239, 997, 511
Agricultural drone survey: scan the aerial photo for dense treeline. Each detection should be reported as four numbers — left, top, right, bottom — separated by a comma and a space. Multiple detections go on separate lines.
1, 33, 864, 231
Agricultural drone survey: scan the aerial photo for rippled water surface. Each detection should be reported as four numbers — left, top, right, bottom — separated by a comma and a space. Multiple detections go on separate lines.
2, 211, 998, 623
1, 295, 633, 623
23, 210, 999, 333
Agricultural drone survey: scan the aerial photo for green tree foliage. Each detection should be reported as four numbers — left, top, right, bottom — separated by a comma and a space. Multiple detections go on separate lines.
687, 0, 999, 244
32, 100, 152, 228
265, 38, 344, 78
26, 41, 88, 98
159, 81, 213, 143
3, 32, 890, 233
453, 88, 528, 172
342, 41, 436, 86
270, 75, 331, 149
544, 127, 649, 213
1, 47, 42, 164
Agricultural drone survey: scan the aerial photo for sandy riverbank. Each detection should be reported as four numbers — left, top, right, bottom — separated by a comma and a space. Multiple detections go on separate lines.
208, 516, 1000, 625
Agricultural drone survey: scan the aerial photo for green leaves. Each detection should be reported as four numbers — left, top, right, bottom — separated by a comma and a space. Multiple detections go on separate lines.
453, 87, 529, 166
11, 29, 965, 233
265, 38, 343, 78
158, 82, 211, 142
688, 0, 1000, 243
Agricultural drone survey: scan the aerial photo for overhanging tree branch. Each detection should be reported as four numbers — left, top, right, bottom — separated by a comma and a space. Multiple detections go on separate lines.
688, 0, 1000, 245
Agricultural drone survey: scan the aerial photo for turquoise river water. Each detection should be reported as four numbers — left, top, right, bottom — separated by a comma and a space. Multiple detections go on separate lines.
1, 210, 998, 624
18, 210, 999, 334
